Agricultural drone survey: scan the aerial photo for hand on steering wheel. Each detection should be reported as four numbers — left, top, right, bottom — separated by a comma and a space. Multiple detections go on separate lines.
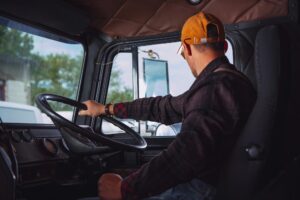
35, 94, 147, 154
78, 100, 106, 117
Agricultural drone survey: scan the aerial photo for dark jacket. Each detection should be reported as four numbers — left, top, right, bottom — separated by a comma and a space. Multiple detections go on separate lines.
113, 56, 257, 200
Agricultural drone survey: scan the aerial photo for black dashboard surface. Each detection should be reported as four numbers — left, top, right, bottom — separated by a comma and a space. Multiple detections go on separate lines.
2, 124, 71, 186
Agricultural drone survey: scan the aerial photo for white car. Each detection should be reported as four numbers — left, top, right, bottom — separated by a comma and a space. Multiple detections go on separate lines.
0, 101, 43, 123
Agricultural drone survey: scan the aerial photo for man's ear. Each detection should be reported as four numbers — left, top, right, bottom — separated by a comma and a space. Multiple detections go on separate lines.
184, 43, 192, 56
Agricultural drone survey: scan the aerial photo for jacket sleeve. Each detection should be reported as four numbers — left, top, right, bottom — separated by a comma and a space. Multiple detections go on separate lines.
114, 93, 186, 125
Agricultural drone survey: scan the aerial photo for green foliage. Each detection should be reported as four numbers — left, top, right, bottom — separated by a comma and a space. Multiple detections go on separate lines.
0, 26, 33, 57
30, 54, 83, 110
106, 69, 133, 104
0, 25, 82, 111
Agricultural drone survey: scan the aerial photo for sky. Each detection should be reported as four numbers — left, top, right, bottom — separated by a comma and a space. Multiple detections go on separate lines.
32, 35, 83, 58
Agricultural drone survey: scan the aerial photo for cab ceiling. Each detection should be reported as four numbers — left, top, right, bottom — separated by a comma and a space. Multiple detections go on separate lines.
66, 0, 288, 38
0, 0, 289, 39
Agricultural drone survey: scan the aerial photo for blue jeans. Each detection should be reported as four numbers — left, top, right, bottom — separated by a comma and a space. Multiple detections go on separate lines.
143, 179, 216, 200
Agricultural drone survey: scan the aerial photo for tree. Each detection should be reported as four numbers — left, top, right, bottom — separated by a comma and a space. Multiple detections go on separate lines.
106, 69, 133, 104
0, 26, 34, 57
30, 53, 83, 111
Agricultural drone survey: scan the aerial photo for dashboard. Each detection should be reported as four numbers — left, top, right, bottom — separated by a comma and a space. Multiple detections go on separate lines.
0, 124, 123, 199
7, 125, 70, 186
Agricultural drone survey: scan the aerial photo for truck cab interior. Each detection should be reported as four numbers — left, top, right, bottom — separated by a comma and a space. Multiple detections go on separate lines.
0, 0, 299, 199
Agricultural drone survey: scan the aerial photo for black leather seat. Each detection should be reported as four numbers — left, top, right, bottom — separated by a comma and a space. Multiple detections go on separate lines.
215, 25, 282, 200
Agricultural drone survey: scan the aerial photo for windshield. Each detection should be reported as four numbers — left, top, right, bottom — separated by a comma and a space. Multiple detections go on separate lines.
0, 17, 84, 124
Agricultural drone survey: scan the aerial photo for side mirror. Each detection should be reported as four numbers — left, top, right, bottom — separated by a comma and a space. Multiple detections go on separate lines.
143, 58, 169, 97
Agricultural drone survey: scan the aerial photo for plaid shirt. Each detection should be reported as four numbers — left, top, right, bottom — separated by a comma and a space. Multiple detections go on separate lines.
114, 56, 257, 200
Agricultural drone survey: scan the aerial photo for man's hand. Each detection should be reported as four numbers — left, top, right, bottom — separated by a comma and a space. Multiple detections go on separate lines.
98, 173, 123, 200
78, 100, 104, 117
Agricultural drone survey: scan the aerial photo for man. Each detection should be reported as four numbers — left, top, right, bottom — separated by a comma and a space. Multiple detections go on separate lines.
79, 12, 256, 200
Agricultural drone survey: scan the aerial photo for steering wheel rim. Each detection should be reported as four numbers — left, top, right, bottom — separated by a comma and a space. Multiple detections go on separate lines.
35, 93, 147, 151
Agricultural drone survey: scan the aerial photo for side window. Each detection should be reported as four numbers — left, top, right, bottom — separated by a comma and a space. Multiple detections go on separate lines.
106, 53, 134, 104
0, 17, 84, 124
102, 53, 138, 134
103, 41, 233, 136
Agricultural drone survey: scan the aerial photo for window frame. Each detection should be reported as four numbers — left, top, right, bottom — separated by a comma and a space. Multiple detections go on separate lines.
93, 33, 180, 134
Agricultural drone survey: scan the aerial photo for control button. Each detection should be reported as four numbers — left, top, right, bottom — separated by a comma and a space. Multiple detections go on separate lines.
42, 138, 58, 156
11, 130, 22, 143
21, 130, 33, 142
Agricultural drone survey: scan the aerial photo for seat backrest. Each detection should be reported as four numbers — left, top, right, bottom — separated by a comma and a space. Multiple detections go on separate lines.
216, 25, 282, 200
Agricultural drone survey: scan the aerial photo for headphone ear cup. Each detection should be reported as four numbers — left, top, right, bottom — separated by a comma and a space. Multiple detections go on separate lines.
224, 40, 228, 53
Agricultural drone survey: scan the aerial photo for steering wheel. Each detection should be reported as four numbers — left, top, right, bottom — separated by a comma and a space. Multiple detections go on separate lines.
35, 94, 147, 154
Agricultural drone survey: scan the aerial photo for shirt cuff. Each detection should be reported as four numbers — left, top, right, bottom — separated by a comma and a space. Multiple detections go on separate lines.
113, 103, 128, 118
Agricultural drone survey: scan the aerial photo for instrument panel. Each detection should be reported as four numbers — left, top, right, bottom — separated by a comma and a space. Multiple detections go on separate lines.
0, 123, 122, 197
7, 126, 69, 163
3, 124, 71, 186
